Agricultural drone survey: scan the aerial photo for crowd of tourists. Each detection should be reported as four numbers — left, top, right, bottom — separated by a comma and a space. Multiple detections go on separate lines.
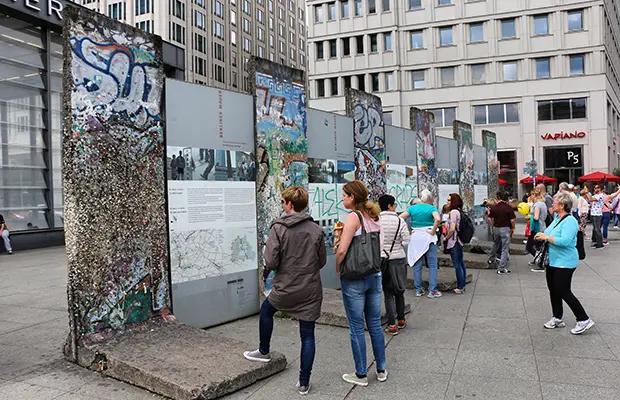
241, 180, 603, 395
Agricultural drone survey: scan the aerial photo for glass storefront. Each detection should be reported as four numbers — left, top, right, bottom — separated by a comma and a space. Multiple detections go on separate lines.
498, 150, 517, 197
0, 14, 61, 231
544, 146, 583, 185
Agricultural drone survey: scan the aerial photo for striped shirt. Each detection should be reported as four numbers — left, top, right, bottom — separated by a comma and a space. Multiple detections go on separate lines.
379, 211, 411, 260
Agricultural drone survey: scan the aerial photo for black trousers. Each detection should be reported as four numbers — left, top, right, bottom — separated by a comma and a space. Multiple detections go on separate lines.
526, 233, 542, 257
546, 266, 589, 322
384, 289, 405, 326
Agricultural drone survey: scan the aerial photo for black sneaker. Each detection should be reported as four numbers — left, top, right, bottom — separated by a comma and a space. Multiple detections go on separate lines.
531, 266, 545, 273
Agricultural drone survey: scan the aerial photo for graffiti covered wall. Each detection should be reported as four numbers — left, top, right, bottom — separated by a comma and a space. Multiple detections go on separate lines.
63, 7, 169, 346
251, 58, 308, 294
345, 88, 386, 201
410, 108, 438, 206
483, 130, 499, 200
454, 121, 475, 214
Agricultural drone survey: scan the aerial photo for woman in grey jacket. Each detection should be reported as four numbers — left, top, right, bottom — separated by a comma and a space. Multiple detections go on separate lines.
243, 186, 326, 396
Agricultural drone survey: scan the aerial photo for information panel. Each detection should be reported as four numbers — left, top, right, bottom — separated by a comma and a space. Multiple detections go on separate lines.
436, 137, 459, 208
473, 145, 489, 235
385, 125, 418, 212
165, 79, 259, 328
306, 108, 354, 289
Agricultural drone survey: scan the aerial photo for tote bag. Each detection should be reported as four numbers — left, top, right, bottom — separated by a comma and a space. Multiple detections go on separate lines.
340, 211, 382, 280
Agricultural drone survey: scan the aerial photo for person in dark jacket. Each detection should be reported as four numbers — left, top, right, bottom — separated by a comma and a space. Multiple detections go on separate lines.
243, 186, 326, 396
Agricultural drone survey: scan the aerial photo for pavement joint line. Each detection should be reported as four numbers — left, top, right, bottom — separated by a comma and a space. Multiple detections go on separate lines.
516, 254, 545, 399
442, 260, 480, 399
0, 318, 66, 336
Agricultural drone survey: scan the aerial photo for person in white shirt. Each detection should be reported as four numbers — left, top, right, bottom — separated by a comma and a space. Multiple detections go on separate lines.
379, 195, 411, 336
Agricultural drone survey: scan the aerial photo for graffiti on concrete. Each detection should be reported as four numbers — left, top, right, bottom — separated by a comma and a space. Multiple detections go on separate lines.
346, 89, 386, 201
483, 130, 499, 200
455, 121, 475, 214
251, 58, 308, 294
63, 7, 169, 343
410, 108, 438, 206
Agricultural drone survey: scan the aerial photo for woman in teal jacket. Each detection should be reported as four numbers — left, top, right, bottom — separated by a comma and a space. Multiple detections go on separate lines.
534, 191, 594, 335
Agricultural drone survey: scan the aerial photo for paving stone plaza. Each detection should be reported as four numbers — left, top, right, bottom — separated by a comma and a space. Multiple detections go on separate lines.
2, 224, 620, 399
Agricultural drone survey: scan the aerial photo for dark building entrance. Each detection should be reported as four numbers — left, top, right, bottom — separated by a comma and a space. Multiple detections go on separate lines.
544, 146, 583, 185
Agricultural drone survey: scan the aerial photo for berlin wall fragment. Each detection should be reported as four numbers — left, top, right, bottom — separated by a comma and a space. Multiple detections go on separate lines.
250, 58, 308, 295
454, 121, 475, 214
483, 130, 499, 200
62, 6, 169, 354
345, 88, 386, 201
410, 108, 438, 206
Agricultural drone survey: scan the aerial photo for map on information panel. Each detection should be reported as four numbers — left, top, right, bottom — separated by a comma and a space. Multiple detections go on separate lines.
170, 227, 257, 283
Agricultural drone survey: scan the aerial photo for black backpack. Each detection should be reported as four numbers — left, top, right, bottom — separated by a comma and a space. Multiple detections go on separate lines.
458, 210, 475, 244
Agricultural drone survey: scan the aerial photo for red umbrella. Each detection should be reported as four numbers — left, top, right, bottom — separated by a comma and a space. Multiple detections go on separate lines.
577, 171, 620, 183
498, 178, 508, 186
519, 174, 557, 184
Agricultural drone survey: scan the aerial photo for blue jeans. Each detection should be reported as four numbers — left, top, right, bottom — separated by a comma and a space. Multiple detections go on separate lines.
413, 242, 438, 292
341, 273, 386, 376
450, 242, 467, 290
603, 212, 611, 240
259, 299, 315, 386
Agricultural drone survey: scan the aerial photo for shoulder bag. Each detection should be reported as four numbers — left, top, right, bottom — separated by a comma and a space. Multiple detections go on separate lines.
340, 211, 383, 280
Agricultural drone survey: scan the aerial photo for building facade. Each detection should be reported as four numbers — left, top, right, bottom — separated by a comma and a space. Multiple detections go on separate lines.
81, 0, 308, 91
306, 0, 620, 196
0, 1, 184, 249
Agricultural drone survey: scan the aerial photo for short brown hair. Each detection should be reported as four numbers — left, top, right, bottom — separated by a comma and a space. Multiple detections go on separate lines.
282, 186, 308, 212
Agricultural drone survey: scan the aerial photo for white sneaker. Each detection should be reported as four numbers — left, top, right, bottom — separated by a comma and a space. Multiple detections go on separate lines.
571, 319, 595, 335
543, 317, 566, 329
243, 349, 271, 362
377, 370, 388, 382
342, 373, 369, 387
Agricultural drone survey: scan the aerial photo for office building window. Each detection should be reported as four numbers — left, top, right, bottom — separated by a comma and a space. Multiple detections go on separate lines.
441, 66, 455, 87
438, 0, 451, 5
503, 61, 518, 81
316, 42, 324, 59
213, 22, 224, 39
371, 73, 380, 92
439, 26, 453, 46
570, 54, 585, 75
278, 8, 284, 20
538, 98, 587, 121
536, 57, 551, 78
214, 0, 224, 18
470, 22, 483, 42
356, 35, 364, 54
471, 63, 486, 84
329, 39, 337, 57
427, 107, 456, 128
243, 38, 251, 52
410, 30, 423, 49
330, 77, 338, 95
242, 0, 250, 15
258, 27, 264, 42
412, 70, 425, 89
384, 32, 392, 51
231, 10, 237, 24
501, 18, 516, 39
243, 18, 250, 33
317, 79, 325, 97
342, 38, 351, 55
195, 11, 206, 29
534, 14, 548, 35
341, 0, 349, 17
343, 76, 352, 89
409, 0, 421, 9
358, 74, 365, 91
368, 0, 376, 14
231, 30, 237, 46
195, 0, 205, 7
314, 5, 323, 22
382, 0, 390, 12
136, 0, 150, 15
474, 103, 520, 124
386, 72, 393, 91
257, 9, 264, 22
370, 34, 378, 52
328, 2, 336, 20
355, 0, 362, 16
568, 10, 583, 31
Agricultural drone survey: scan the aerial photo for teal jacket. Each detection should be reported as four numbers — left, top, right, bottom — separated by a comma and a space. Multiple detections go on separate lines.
544, 215, 579, 269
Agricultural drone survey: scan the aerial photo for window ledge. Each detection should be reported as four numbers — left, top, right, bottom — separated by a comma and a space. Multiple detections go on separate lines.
406, 8, 425, 13
408, 47, 427, 52
531, 33, 553, 38
466, 0, 486, 3
439, 44, 457, 48
499, 37, 519, 42
567, 29, 587, 34
468, 40, 487, 45
436, 4, 456, 8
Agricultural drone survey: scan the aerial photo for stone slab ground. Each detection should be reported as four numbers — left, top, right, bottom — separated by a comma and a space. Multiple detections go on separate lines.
406, 267, 473, 292
65, 321, 287, 400
438, 252, 492, 269
465, 240, 528, 255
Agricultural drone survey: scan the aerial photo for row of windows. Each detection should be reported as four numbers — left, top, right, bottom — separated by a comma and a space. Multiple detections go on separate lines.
314, 0, 391, 22
408, 54, 585, 89
404, 10, 584, 50
108, 3, 126, 20
316, 71, 395, 97
169, 21, 185, 45
315, 32, 391, 59
231, 0, 306, 37
136, 20, 154, 33
169, 0, 185, 20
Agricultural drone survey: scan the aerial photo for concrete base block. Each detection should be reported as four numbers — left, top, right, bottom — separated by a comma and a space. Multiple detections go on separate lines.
64, 320, 286, 400
406, 268, 473, 292
277, 289, 411, 329
438, 252, 493, 270
465, 241, 528, 256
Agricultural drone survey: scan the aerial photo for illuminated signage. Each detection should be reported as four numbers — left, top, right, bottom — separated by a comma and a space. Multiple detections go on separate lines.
541, 131, 586, 140
2, 0, 65, 22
